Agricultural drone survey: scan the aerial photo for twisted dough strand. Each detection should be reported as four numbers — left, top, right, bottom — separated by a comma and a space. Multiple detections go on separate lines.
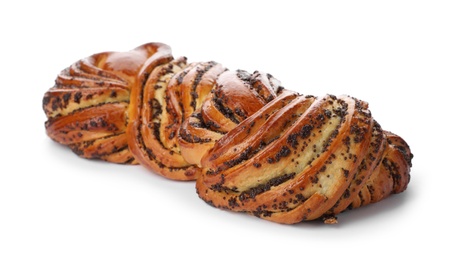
43, 43, 412, 223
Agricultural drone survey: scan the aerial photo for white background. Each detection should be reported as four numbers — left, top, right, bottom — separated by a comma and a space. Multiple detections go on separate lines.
1, 0, 457, 259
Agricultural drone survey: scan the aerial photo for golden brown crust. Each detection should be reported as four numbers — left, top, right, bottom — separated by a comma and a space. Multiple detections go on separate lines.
42, 42, 413, 223
43, 42, 173, 164
126, 57, 197, 180
196, 95, 371, 223
196, 94, 412, 224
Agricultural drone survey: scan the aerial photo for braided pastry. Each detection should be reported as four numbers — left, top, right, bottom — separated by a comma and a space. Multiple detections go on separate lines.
42, 42, 413, 223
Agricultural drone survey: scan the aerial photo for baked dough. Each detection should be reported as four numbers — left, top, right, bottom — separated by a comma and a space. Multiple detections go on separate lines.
43, 43, 413, 223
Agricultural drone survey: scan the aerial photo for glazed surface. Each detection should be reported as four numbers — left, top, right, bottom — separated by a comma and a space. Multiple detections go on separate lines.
42, 43, 413, 223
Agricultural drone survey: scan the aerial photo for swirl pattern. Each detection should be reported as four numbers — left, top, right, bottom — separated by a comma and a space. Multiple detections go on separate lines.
43, 43, 412, 223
